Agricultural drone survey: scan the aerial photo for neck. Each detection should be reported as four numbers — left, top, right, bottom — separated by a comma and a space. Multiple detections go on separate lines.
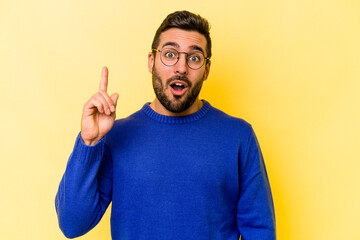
150, 98, 203, 117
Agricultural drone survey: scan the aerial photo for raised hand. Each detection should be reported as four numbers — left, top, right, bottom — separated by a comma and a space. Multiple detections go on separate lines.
80, 67, 119, 146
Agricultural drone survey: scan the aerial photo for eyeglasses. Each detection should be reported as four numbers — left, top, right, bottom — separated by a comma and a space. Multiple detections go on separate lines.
152, 48, 210, 70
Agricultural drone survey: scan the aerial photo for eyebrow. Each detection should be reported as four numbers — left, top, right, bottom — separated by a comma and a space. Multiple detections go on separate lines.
161, 42, 205, 55
162, 42, 179, 49
189, 45, 205, 54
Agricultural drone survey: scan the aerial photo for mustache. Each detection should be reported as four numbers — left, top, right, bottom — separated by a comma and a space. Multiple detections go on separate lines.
166, 75, 191, 86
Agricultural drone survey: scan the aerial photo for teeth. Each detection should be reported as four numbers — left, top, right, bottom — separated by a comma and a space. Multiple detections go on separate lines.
175, 83, 184, 87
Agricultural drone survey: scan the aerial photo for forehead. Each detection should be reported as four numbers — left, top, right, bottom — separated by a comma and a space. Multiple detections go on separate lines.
158, 28, 207, 53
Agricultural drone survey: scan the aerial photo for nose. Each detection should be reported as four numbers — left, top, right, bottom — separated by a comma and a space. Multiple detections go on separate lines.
174, 53, 188, 75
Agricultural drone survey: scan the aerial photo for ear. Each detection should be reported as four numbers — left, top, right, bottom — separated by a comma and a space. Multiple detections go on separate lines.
148, 52, 154, 73
203, 60, 211, 81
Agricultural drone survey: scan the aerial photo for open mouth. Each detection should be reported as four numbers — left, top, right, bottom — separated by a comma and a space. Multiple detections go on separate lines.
171, 82, 185, 91
170, 81, 188, 96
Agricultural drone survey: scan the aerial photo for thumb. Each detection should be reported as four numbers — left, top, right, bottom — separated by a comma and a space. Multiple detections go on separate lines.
110, 93, 119, 107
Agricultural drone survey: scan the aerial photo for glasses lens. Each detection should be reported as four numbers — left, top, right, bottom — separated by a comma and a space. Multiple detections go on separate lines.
187, 51, 204, 69
160, 48, 178, 66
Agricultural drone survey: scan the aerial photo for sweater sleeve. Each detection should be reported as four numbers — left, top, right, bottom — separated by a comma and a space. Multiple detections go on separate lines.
236, 128, 276, 240
55, 133, 113, 238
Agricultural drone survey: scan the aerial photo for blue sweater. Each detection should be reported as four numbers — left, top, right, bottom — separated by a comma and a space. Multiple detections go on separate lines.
55, 100, 275, 240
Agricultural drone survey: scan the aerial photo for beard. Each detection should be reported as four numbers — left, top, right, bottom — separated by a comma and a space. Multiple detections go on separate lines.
152, 67, 204, 113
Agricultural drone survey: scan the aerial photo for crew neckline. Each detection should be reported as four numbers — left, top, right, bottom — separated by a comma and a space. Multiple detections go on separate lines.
141, 100, 211, 124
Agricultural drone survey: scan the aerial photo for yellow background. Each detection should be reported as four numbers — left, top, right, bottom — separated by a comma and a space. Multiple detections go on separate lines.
1, 0, 359, 239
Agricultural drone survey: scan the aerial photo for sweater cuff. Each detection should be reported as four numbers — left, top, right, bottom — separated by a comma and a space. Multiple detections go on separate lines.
72, 132, 105, 164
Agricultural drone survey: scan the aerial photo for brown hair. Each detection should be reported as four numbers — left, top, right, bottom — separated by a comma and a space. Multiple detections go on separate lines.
151, 10, 212, 59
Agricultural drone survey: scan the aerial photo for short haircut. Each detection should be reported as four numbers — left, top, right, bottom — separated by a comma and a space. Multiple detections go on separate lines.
151, 10, 212, 59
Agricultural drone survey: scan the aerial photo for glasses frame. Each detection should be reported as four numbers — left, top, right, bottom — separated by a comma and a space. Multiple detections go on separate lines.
152, 48, 210, 70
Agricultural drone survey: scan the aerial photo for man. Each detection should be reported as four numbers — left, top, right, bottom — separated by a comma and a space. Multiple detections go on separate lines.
55, 10, 276, 240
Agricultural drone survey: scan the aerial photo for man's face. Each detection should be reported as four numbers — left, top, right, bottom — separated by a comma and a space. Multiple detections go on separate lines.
148, 28, 211, 115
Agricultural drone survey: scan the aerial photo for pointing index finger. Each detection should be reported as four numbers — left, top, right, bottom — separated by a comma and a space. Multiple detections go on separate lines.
99, 66, 108, 92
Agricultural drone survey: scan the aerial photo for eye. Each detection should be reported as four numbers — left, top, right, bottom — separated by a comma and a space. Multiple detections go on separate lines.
163, 50, 177, 59
188, 53, 202, 62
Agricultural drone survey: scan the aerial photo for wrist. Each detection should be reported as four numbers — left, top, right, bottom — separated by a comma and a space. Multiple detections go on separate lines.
80, 133, 101, 146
